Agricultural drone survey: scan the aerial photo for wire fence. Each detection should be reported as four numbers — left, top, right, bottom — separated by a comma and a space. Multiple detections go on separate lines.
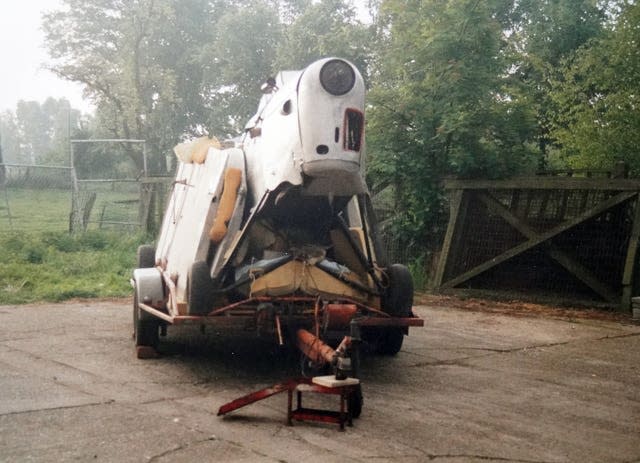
0, 167, 173, 236
0, 140, 162, 235
1, 164, 74, 234
69, 139, 149, 233
1, 154, 412, 273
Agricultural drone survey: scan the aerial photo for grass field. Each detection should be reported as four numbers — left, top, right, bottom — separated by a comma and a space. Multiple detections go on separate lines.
0, 187, 140, 233
0, 187, 149, 305
1, 188, 72, 233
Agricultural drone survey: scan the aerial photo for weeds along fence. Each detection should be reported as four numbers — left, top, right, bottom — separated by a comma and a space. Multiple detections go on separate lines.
375, 217, 430, 288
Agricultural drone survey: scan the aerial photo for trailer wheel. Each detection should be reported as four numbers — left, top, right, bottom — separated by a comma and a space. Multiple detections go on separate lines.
188, 261, 215, 315
366, 264, 413, 355
381, 264, 413, 317
133, 288, 159, 352
137, 245, 156, 268
348, 384, 363, 419
373, 328, 405, 355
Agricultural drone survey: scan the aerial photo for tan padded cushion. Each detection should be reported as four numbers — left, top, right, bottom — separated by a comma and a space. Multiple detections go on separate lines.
173, 136, 221, 163
209, 168, 242, 244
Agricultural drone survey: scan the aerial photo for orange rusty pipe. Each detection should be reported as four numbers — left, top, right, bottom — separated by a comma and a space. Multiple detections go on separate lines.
296, 329, 336, 365
323, 304, 358, 329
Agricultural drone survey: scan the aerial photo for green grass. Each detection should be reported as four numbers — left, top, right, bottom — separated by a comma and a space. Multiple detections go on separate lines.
1, 188, 71, 233
0, 187, 139, 233
0, 230, 150, 305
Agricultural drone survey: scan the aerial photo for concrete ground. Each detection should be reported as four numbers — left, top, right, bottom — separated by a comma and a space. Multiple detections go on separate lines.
0, 299, 639, 463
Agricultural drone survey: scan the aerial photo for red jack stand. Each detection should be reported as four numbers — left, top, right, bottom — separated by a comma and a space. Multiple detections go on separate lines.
288, 376, 360, 430
217, 376, 361, 431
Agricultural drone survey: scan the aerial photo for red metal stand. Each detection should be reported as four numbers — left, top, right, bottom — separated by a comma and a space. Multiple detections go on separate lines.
287, 378, 359, 430
217, 377, 360, 430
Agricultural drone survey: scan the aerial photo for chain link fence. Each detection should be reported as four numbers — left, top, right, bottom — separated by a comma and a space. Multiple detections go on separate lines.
1, 163, 74, 234
0, 140, 173, 235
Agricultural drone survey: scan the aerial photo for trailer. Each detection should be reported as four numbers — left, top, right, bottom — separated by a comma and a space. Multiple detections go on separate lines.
131, 57, 423, 420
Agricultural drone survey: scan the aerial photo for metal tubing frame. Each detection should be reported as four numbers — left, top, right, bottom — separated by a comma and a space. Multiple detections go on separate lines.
137, 298, 424, 328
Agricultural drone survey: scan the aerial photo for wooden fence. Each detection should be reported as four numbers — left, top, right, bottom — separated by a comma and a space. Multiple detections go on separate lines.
435, 175, 640, 312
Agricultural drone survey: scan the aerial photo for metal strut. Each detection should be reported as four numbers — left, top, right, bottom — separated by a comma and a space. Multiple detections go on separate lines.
217, 379, 298, 416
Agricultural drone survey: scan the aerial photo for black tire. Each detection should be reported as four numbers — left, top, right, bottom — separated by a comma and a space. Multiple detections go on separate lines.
374, 328, 405, 355
133, 288, 159, 348
366, 264, 413, 355
348, 384, 363, 419
188, 261, 215, 315
381, 264, 413, 317
137, 245, 156, 268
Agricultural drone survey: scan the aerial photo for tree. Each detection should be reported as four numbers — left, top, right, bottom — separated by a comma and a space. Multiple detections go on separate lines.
509, 0, 605, 162
40, 98, 85, 166
366, 0, 538, 252
274, 0, 374, 79
200, 1, 284, 134
0, 98, 84, 166
43, 0, 292, 168
0, 111, 22, 164
15, 101, 50, 164
43, 0, 224, 173
549, 1, 640, 174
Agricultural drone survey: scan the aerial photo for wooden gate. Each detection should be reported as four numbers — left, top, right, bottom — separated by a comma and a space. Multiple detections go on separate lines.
435, 176, 640, 311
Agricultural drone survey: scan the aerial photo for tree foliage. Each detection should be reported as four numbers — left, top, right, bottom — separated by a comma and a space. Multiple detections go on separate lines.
366, 0, 538, 249
0, 111, 21, 165
549, 1, 640, 174
36, 0, 640, 264
200, 1, 283, 134
43, 0, 225, 171
0, 98, 84, 166
508, 0, 605, 160
274, 0, 373, 77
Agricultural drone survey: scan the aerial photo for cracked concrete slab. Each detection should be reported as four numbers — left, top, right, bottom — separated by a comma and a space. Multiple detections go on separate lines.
0, 300, 638, 462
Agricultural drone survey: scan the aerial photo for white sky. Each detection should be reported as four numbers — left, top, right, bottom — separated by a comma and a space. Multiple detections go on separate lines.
0, 1, 93, 114
0, 1, 370, 116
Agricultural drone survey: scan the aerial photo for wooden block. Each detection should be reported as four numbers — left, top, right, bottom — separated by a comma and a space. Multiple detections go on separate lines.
312, 375, 360, 388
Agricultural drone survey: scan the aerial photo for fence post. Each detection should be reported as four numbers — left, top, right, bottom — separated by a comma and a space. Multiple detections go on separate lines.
434, 188, 468, 288
0, 135, 13, 230
621, 194, 640, 312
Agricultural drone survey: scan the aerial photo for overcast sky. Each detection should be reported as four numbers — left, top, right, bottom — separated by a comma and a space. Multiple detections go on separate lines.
0, 1, 91, 114
0, 1, 371, 116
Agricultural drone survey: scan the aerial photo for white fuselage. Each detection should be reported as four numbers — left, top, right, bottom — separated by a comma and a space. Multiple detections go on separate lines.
242, 57, 367, 205
153, 58, 372, 311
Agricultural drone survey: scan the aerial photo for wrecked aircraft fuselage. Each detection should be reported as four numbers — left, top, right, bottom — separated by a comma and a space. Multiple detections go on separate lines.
132, 58, 423, 380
